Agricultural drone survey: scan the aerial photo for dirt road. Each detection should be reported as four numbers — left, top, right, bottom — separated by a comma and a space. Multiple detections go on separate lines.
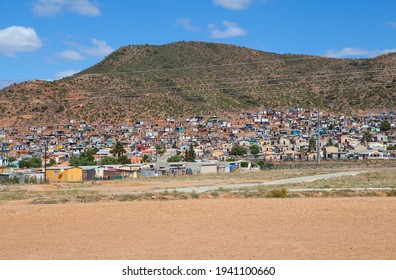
161, 171, 367, 193
1, 197, 395, 260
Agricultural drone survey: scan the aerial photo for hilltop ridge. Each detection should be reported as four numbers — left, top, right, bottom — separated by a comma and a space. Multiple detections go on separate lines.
1, 41, 395, 125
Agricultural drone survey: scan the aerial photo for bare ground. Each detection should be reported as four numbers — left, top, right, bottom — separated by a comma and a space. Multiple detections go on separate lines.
0, 197, 395, 260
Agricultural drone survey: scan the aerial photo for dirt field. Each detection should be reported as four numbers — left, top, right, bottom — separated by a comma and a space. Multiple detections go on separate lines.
1, 197, 395, 260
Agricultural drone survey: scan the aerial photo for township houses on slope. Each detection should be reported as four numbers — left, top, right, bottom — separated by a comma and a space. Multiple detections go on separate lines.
0, 108, 395, 183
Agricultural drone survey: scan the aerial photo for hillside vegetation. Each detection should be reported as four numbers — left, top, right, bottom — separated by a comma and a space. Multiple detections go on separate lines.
1, 41, 395, 125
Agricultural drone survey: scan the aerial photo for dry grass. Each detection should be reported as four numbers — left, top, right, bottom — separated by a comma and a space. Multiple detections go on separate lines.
1, 168, 395, 204
283, 170, 396, 190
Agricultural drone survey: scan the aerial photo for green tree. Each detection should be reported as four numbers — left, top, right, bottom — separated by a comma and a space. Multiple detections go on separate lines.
184, 144, 196, 162
326, 139, 335, 147
111, 141, 126, 160
69, 149, 97, 166
142, 154, 150, 163
380, 119, 391, 132
308, 136, 316, 152
30, 158, 42, 167
69, 156, 84, 166
48, 159, 56, 166
361, 131, 373, 143
118, 155, 130, 164
19, 157, 42, 168
230, 145, 247, 156
99, 157, 119, 165
18, 158, 30, 168
249, 144, 260, 156
167, 155, 183, 162
156, 144, 166, 155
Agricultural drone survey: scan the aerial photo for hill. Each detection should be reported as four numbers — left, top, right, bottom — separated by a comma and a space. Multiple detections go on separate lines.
1, 41, 395, 125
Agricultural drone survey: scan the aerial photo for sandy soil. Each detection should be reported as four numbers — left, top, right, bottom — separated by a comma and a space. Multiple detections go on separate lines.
0, 197, 395, 260
14, 169, 340, 194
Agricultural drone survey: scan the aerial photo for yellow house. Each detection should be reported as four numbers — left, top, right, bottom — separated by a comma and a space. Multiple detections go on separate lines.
46, 166, 82, 182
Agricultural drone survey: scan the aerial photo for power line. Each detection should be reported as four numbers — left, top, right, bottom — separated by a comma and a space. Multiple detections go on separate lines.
64, 68, 396, 100
55, 81, 396, 105
77, 55, 323, 75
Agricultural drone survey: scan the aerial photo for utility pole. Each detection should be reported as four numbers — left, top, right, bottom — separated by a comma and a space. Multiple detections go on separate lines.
44, 139, 48, 183
317, 107, 321, 165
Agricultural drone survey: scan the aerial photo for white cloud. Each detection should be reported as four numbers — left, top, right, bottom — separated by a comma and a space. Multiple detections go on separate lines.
213, 0, 252, 10
56, 69, 80, 79
0, 26, 43, 56
176, 18, 201, 33
33, 0, 100, 16
209, 20, 247, 38
80, 38, 113, 57
58, 49, 84, 60
324, 47, 396, 58
0, 80, 13, 89
389, 22, 396, 29
58, 38, 113, 60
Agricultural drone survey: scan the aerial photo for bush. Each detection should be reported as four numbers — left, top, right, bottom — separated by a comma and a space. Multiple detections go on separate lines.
261, 162, 274, 170
240, 161, 249, 168
267, 188, 288, 198
1, 177, 20, 185
249, 144, 260, 155
230, 145, 247, 156
19, 157, 42, 168
386, 189, 396, 197
210, 190, 220, 197
191, 191, 200, 199
167, 155, 183, 162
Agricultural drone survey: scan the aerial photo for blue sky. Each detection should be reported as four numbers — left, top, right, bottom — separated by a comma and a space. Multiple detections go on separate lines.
1, 0, 396, 88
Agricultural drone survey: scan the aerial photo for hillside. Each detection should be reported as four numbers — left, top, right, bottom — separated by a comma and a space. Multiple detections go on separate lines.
1, 41, 396, 125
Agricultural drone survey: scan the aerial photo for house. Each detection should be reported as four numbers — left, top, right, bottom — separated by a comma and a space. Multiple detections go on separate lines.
281, 150, 295, 161
118, 164, 142, 178
324, 146, 339, 159
368, 151, 384, 159
80, 166, 97, 181
96, 165, 123, 179
23, 172, 45, 184
0, 156, 9, 167
103, 168, 123, 180
46, 166, 82, 182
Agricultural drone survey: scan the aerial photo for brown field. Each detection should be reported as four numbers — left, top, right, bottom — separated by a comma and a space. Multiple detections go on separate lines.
1, 197, 395, 260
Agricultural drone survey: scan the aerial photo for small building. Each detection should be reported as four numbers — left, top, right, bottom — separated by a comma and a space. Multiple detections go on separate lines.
324, 146, 339, 159
118, 164, 142, 178
0, 172, 24, 184
0, 156, 9, 167
80, 166, 97, 181
103, 168, 123, 180
46, 166, 82, 182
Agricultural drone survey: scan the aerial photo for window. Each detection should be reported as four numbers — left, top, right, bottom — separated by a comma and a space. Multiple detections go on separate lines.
54, 171, 58, 176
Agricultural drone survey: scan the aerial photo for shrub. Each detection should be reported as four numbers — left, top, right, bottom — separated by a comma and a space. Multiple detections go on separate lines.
230, 145, 247, 156
191, 191, 200, 199
261, 162, 274, 170
386, 189, 396, 197
167, 155, 183, 162
210, 190, 220, 197
112, 194, 139, 201
267, 188, 288, 198
1, 177, 20, 185
240, 161, 249, 168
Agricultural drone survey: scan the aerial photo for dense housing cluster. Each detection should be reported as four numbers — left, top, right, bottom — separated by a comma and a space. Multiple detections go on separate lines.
0, 107, 395, 183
